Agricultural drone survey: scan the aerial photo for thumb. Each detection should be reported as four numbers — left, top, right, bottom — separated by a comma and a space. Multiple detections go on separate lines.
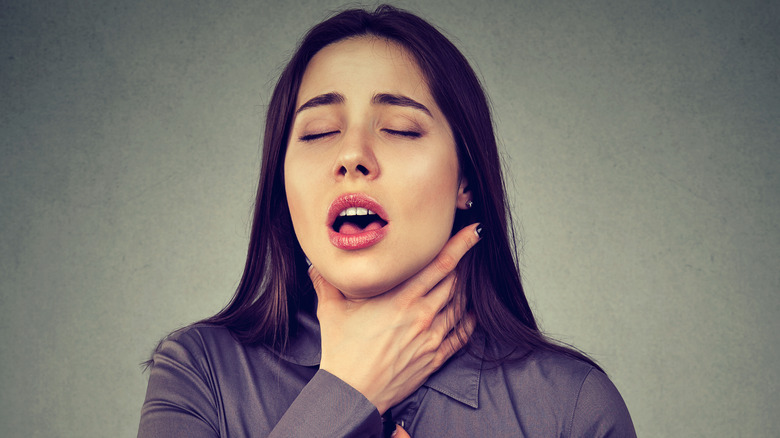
307, 265, 342, 304
392, 424, 411, 438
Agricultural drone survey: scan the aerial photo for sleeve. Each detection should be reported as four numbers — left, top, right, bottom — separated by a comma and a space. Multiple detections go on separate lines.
268, 370, 383, 438
137, 331, 383, 438
569, 369, 637, 438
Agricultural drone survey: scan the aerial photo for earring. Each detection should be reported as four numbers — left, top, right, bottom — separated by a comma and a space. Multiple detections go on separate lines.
466, 200, 473, 209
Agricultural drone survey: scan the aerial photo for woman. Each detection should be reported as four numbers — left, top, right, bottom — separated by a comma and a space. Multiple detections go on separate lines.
138, 5, 635, 437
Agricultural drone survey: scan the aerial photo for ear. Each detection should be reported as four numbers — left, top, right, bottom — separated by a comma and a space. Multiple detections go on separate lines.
456, 177, 472, 210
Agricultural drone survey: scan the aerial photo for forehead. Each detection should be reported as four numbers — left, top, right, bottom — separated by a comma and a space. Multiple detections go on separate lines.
297, 36, 432, 106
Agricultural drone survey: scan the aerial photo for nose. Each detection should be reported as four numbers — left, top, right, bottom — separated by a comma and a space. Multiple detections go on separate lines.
333, 128, 380, 180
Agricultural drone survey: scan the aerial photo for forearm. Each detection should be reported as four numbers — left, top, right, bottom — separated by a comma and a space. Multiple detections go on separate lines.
269, 370, 382, 437
138, 345, 382, 438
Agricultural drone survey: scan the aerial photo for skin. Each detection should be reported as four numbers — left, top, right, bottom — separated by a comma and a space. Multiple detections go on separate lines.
285, 36, 471, 299
394, 424, 411, 437
309, 224, 480, 414
286, 36, 480, 424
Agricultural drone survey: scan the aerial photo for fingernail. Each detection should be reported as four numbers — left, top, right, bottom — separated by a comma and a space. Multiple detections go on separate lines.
474, 224, 484, 239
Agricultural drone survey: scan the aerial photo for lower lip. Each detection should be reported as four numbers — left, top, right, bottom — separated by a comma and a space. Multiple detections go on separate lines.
328, 226, 388, 250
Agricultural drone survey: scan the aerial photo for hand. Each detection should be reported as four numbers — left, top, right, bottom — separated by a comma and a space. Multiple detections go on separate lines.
309, 223, 481, 414
393, 424, 411, 437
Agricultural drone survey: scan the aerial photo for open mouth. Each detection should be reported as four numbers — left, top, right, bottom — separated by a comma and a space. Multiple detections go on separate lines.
327, 193, 389, 250
332, 207, 389, 235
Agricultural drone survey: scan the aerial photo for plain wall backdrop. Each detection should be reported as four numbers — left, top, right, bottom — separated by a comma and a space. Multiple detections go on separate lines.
1, 0, 778, 436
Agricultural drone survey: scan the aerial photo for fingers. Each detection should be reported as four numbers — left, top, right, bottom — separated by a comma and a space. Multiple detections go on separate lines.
307, 265, 343, 304
404, 223, 482, 298
393, 424, 411, 438
435, 313, 476, 366
421, 272, 457, 316
428, 290, 466, 339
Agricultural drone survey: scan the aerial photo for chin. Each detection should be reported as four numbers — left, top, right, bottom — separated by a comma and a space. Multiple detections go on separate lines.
308, 236, 448, 300
328, 273, 400, 300
308, 250, 413, 299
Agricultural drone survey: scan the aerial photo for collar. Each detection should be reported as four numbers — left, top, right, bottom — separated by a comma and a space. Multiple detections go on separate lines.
422, 331, 484, 408
273, 302, 484, 409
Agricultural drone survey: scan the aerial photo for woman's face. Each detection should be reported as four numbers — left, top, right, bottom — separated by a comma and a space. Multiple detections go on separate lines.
284, 36, 467, 299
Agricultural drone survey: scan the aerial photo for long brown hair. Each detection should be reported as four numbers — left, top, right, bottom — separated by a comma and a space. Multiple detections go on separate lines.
204, 5, 600, 369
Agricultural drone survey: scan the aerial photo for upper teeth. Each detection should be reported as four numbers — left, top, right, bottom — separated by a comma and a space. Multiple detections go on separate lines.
339, 207, 375, 217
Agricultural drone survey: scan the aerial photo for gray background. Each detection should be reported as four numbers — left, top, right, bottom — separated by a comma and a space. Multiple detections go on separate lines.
1, 0, 778, 436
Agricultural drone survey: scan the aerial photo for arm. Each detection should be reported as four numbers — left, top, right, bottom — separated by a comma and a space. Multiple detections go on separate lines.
268, 370, 382, 437
138, 224, 481, 437
570, 369, 637, 438
137, 333, 383, 437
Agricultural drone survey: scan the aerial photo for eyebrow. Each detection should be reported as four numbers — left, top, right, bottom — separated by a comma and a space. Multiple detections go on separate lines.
372, 93, 432, 117
295, 92, 432, 117
296, 92, 345, 114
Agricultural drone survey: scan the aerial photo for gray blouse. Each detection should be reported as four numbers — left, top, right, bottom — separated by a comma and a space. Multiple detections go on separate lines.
138, 304, 636, 437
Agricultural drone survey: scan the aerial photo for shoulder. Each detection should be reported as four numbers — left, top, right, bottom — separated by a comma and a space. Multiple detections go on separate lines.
486, 347, 596, 399
140, 325, 241, 435
513, 348, 597, 388
568, 362, 636, 437
161, 323, 236, 346
491, 349, 636, 437
148, 324, 244, 371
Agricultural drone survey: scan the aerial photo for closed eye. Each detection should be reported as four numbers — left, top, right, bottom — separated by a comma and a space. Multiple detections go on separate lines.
383, 129, 422, 138
299, 131, 339, 142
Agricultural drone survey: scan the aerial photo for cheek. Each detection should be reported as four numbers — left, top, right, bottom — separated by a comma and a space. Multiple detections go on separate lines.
404, 151, 460, 210
394, 150, 460, 246
283, 161, 298, 216
284, 155, 314, 238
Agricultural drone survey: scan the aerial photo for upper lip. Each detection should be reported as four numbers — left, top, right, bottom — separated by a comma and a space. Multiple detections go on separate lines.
327, 193, 389, 228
